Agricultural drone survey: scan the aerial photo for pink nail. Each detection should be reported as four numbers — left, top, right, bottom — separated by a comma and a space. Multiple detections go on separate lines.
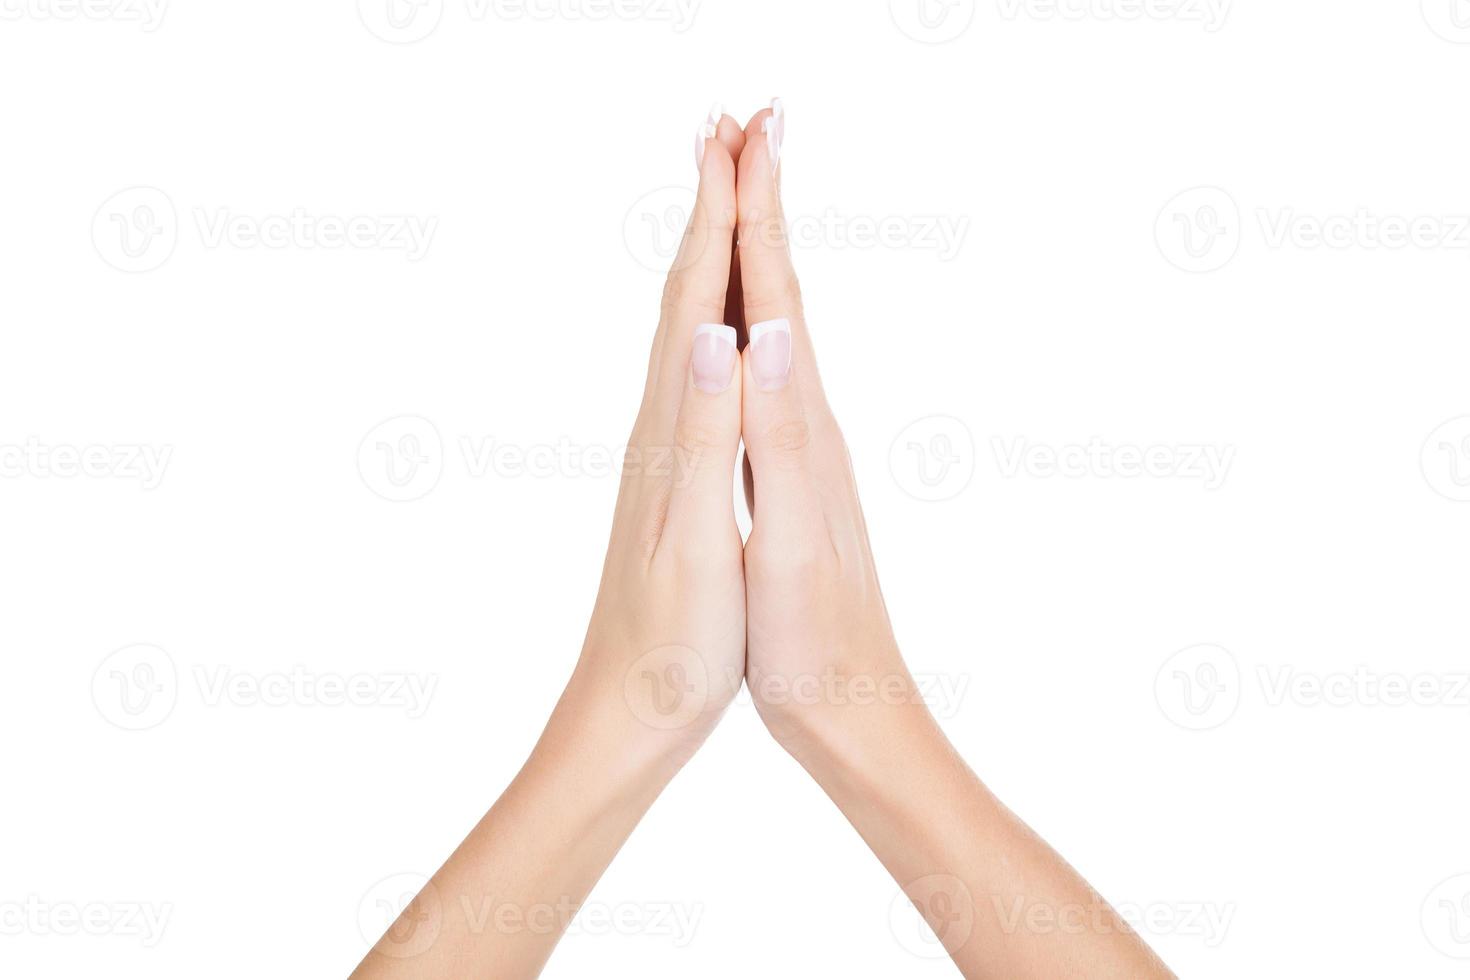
692, 323, 737, 393
748, 318, 791, 391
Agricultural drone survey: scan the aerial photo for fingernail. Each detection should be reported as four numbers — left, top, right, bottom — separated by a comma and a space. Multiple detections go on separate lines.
694, 102, 722, 171
762, 97, 785, 174
748, 318, 792, 391
692, 323, 737, 393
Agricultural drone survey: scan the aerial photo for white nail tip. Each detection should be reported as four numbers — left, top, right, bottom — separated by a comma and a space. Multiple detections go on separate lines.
695, 323, 737, 348
748, 318, 791, 346
695, 102, 722, 169
763, 98, 785, 172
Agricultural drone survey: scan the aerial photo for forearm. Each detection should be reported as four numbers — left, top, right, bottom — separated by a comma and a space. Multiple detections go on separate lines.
351, 666, 697, 980
778, 700, 1175, 980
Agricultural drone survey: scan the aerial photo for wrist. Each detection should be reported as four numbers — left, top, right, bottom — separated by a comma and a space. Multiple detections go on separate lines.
542, 654, 719, 795
752, 666, 950, 800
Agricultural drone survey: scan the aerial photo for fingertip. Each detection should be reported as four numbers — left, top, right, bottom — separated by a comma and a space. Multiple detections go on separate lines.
697, 132, 736, 181
695, 137, 738, 233
695, 102, 739, 188
738, 99, 783, 184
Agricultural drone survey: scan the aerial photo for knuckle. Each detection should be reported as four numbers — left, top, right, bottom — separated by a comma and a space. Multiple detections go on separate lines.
660, 273, 724, 323
660, 271, 689, 312
673, 414, 727, 457
742, 270, 802, 316
764, 418, 812, 457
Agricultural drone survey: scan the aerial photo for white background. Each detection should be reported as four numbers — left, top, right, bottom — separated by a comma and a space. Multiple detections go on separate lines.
3, 1, 1469, 977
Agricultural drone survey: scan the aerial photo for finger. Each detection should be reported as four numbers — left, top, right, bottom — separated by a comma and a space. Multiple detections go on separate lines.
736, 100, 829, 406
740, 317, 824, 545
737, 103, 860, 548
640, 105, 742, 414
736, 102, 819, 531
695, 105, 746, 172
640, 111, 739, 436
736, 100, 799, 333
714, 109, 746, 339
665, 323, 742, 537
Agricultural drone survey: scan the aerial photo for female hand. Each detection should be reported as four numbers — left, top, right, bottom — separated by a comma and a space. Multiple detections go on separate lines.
732, 102, 917, 759
351, 110, 752, 980
567, 108, 750, 764
732, 104, 1175, 980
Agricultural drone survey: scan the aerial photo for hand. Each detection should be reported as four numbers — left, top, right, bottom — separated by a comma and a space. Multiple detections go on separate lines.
357, 102, 1172, 980
730, 103, 1173, 980
351, 111, 756, 980
732, 104, 919, 755
564, 110, 751, 763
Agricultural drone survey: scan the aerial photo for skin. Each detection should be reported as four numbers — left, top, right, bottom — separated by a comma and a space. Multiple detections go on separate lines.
351, 109, 1175, 980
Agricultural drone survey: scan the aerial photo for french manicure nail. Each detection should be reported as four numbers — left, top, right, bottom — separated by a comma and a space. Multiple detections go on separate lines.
748, 317, 792, 391
762, 97, 785, 174
692, 323, 737, 393
694, 101, 722, 170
